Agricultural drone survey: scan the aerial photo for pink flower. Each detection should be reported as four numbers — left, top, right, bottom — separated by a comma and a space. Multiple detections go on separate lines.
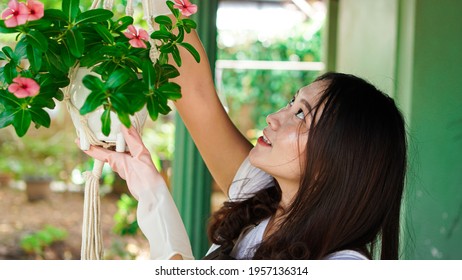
26, 0, 44, 21
123, 25, 149, 49
173, 0, 198, 17
8, 77, 40, 98
1, 0, 29, 28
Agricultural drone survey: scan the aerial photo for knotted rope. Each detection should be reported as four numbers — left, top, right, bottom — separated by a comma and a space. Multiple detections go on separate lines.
81, 160, 104, 260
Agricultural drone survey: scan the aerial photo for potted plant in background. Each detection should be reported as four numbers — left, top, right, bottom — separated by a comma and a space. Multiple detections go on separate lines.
0, 0, 200, 147
0, 160, 15, 188
18, 139, 65, 202
1, 129, 72, 201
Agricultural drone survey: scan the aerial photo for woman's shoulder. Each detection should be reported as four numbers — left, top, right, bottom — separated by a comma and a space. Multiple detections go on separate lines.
324, 250, 369, 260
228, 156, 274, 201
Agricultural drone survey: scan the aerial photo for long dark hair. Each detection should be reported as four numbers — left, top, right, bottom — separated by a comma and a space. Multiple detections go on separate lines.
207, 72, 407, 259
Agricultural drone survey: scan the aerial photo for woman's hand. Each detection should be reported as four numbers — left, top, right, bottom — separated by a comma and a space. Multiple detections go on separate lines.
77, 126, 194, 260
79, 126, 162, 200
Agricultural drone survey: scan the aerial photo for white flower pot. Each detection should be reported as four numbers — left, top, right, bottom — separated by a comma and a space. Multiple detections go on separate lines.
67, 67, 148, 152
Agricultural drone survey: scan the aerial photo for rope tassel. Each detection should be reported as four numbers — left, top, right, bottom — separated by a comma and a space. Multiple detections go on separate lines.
81, 160, 104, 260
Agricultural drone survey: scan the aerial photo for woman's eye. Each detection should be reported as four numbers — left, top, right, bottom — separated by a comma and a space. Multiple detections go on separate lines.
288, 97, 295, 107
295, 109, 305, 119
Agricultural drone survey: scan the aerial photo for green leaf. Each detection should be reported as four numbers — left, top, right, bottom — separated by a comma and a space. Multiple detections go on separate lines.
0, 109, 16, 128
0, 90, 21, 109
79, 90, 106, 115
3, 63, 18, 83
2, 46, 15, 61
117, 111, 131, 128
159, 53, 168, 65
101, 108, 111, 136
0, 67, 4, 84
110, 92, 131, 113
179, 42, 200, 63
40, 74, 70, 88
82, 74, 104, 91
182, 19, 197, 30
98, 45, 124, 57
76, 9, 113, 25
13, 109, 32, 137
26, 30, 49, 52
157, 96, 172, 115
26, 18, 53, 31
171, 45, 182, 67
60, 43, 76, 68
55, 89, 64, 101
160, 64, 180, 79
150, 30, 174, 41
29, 107, 51, 128
125, 55, 143, 69
44, 42, 69, 74
78, 26, 105, 43
158, 82, 182, 100
176, 26, 184, 43
31, 95, 56, 109
155, 15, 173, 29
0, 52, 7, 61
27, 45, 42, 73
0, 20, 19, 33
113, 16, 134, 32
105, 69, 131, 89
160, 42, 174, 53
15, 39, 28, 59
118, 90, 146, 113
166, 0, 180, 18
62, 0, 80, 22
43, 9, 68, 22
146, 95, 159, 121
78, 45, 105, 67
142, 60, 156, 90
94, 24, 114, 44
66, 29, 84, 57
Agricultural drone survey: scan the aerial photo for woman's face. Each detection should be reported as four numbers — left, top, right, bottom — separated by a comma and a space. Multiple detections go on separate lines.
249, 80, 327, 190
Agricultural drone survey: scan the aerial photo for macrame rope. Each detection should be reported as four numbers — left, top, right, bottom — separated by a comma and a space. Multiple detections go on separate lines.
103, 0, 114, 10
140, 0, 161, 62
81, 160, 104, 260
126, 0, 134, 16
65, 0, 157, 260
90, 0, 101, 9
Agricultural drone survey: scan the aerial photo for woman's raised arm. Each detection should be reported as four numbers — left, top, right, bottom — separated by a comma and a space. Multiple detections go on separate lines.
169, 16, 253, 194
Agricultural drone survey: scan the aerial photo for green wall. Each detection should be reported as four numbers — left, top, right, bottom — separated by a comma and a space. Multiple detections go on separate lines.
404, 0, 462, 259
333, 0, 462, 259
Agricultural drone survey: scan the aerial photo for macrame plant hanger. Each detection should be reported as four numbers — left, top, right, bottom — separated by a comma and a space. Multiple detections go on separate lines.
64, 0, 160, 260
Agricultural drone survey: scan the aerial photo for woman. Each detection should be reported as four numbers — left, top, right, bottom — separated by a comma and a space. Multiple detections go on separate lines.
204, 73, 407, 260
81, 9, 407, 260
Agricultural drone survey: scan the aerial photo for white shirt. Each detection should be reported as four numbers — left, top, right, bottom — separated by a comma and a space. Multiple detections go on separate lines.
205, 157, 368, 260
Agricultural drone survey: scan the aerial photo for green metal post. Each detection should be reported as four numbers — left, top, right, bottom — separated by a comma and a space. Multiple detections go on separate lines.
172, 0, 218, 259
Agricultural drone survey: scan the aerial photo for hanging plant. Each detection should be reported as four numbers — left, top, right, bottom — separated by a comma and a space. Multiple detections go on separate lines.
0, 0, 200, 137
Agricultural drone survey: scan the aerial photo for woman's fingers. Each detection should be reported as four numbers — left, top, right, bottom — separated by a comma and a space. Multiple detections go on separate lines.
121, 126, 147, 158
85, 146, 113, 162
75, 138, 114, 162
75, 138, 129, 178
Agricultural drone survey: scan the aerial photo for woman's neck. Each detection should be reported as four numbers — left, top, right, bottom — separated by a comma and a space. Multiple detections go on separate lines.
275, 177, 299, 208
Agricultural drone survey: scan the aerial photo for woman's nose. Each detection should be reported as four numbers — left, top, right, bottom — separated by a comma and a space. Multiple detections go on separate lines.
266, 112, 279, 130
